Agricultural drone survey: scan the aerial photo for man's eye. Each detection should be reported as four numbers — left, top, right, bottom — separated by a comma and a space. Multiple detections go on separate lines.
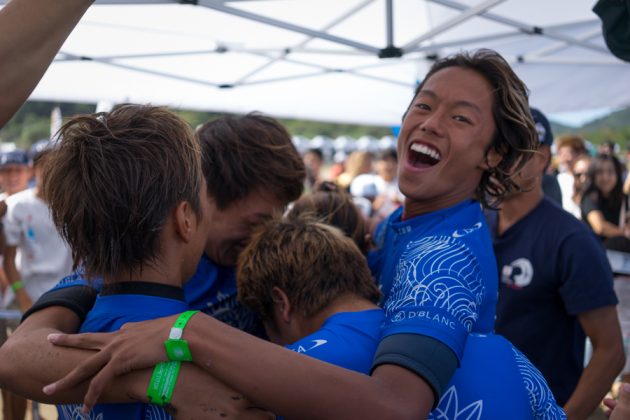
415, 103, 431, 111
453, 115, 472, 124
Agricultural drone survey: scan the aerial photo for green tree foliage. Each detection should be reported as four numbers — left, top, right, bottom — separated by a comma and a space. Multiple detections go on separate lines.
2, 101, 629, 152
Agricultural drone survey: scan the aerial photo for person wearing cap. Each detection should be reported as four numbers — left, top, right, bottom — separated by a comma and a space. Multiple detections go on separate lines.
0, 149, 32, 201
2, 142, 73, 313
0, 148, 33, 420
487, 108, 624, 419
531, 108, 563, 207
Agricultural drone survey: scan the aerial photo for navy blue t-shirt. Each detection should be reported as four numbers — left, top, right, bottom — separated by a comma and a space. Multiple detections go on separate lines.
369, 200, 498, 361
57, 282, 187, 420
489, 197, 618, 405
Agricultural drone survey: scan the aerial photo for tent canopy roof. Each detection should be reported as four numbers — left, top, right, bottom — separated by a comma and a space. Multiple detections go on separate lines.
2, 0, 628, 125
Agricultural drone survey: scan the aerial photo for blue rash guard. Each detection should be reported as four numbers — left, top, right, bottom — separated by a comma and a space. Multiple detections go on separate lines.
285, 309, 384, 374
430, 333, 566, 420
57, 282, 187, 420
32, 253, 262, 336
283, 309, 565, 419
369, 200, 498, 360
366, 200, 565, 418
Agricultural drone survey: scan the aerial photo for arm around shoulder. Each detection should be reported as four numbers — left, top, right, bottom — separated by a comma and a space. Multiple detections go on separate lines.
0, 305, 82, 400
186, 312, 434, 420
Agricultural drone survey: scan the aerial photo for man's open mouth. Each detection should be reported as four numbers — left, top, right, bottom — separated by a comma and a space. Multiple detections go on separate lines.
408, 143, 441, 168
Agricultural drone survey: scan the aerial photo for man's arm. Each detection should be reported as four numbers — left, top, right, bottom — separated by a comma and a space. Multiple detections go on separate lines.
0, 0, 93, 127
0, 306, 268, 419
3, 245, 32, 312
46, 313, 436, 419
563, 305, 624, 420
0, 305, 84, 400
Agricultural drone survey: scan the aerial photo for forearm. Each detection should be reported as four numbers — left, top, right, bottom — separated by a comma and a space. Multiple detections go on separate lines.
589, 216, 623, 238
0, 0, 93, 127
0, 308, 151, 404
564, 344, 625, 419
0, 306, 83, 400
187, 313, 432, 420
3, 246, 20, 286
600, 221, 624, 238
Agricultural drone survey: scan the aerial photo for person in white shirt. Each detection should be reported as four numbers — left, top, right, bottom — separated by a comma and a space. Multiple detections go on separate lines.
2, 143, 73, 313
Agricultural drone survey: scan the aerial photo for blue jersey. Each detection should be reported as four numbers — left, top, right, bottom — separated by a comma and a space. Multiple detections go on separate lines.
48, 254, 262, 336
286, 309, 384, 374
369, 200, 498, 360
57, 282, 187, 420
283, 308, 564, 419
184, 254, 262, 336
431, 333, 566, 420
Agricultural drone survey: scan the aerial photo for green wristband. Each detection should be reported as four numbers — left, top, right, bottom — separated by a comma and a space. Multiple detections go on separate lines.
164, 310, 199, 362
146, 361, 181, 407
10, 281, 24, 292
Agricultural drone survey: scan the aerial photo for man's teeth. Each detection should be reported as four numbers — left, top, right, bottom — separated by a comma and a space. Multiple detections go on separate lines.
410, 143, 441, 161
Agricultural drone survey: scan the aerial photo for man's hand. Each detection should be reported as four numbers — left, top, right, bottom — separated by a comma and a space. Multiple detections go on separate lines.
43, 313, 180, 412
610, 383, 630, 420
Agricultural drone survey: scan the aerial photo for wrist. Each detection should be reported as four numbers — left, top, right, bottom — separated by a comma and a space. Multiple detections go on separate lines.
186, 312, 214, 370
164, 310, 199, 362
10, 280, 24, 292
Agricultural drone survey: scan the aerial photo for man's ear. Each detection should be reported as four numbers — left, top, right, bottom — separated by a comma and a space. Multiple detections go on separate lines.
173, 201, 195, 243
271, 286, 292, 324
479, 147, 503, 171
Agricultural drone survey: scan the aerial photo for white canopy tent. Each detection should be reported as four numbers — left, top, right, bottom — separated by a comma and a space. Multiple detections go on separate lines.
2, 0, 629, 125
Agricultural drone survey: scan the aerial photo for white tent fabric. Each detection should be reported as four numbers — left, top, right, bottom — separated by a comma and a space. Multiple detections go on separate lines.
2, 0, 629, 125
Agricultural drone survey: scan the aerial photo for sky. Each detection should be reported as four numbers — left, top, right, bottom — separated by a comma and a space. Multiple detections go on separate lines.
548, 107, 615, 128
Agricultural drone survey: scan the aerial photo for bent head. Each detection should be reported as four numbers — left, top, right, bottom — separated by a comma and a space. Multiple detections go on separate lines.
397, 49, 537, 214
236, 215, 380, 345
197, 113, 305, 266
288, 181, 368, 253
43, 104, 207, 281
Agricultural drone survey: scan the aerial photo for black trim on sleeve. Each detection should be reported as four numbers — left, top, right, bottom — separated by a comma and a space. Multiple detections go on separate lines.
371, 334, 458, 408
101, 281, 184, 301
21, 285, 98, 324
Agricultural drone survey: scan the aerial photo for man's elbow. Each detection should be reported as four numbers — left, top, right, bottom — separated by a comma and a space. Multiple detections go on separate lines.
0, 335, 20, 389
612, 344, 626, 376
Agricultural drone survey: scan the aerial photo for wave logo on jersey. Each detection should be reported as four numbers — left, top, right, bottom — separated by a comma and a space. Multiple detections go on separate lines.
385, 235, 485, 332
429, 386, 483, 420
512, 348, 567, 419
501, 258, 534, 289
58, 405, 104, 420
293, 339, 328, 354
451, 222, 483, 238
